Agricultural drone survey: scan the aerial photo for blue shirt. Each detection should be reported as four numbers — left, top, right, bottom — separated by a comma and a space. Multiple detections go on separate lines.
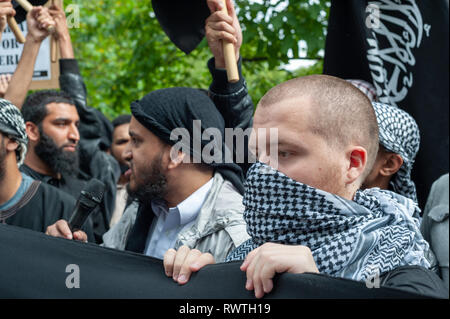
0, 173, 34, 210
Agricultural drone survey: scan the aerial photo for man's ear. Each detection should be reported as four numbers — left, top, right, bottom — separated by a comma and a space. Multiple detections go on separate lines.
379, 153, 403, 177
5, 137, 19, 152
346, 146, 367, 185
167, 147, 187, 170
25, 122, 40, 142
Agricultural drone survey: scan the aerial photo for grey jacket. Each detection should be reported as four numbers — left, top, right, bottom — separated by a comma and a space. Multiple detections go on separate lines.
421, 173, 449, 290
102, 172, 250, 262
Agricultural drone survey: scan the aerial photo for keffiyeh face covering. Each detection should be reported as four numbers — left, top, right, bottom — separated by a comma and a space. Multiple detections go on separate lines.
227, 162, 430, 282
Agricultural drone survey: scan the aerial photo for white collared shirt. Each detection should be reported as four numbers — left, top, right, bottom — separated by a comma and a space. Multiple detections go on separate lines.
144, 178, 213, 259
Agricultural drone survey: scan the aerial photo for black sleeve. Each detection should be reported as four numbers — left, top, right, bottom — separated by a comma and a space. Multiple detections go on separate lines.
58, 59, 115, 165
207, 57, 255, 176
208, 57, 254, 130
380, 265, 449, 298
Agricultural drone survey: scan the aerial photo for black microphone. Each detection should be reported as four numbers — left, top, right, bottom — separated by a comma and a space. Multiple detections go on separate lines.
68, 178, 106, 232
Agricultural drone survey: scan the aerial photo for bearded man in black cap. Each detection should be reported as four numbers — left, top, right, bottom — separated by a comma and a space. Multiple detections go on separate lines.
106, 0, 252, 266
47, 1, 253, 275
45, 7, 253, 260
48, 87, 251, 262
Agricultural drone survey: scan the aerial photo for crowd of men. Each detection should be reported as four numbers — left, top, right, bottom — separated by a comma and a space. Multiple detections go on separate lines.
0, 0, 448, 298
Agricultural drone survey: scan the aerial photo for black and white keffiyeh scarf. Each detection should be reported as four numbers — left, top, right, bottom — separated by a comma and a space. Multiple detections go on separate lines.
372, 102, 420, 203
0, 99, 28, 166
345, 84, 419, 203
227, 162, 430, 282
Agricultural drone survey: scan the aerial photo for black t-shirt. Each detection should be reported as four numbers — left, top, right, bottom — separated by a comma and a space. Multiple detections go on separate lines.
20, 164, 85, 200
19, 164, 102, 243
2, 181, 94, 241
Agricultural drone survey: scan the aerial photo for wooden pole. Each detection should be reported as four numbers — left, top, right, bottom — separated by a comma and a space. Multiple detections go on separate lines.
7, 0, 56, 44
7, 16, 26, 44
51, 0, 57, 62
14, 0, 33, 13
219, 0, 239, 83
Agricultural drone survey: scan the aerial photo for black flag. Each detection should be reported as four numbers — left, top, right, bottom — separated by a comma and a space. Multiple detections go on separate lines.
323, 0, 449, 208
151, 0, 210, 54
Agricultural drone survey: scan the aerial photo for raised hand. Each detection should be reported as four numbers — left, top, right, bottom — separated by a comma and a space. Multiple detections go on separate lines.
0, 0, 15, 37
205, 0, 242, 69
26, 6, 55, 43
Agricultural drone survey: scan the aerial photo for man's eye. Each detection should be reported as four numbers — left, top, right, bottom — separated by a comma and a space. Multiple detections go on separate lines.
116, 140, 129, 145
279, 151, 290, 158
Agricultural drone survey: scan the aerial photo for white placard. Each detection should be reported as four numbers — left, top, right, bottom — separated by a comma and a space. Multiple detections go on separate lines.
0, 21, 51, 81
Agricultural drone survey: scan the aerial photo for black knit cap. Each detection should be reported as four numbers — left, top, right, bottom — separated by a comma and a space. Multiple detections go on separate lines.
130, 87, 244, 194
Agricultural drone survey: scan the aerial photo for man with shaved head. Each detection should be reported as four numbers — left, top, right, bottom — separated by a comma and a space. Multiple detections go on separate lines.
159, 0, 442, 298
168, 73, 437, 298
253, 74, 380, 199
230, 75, 434, 297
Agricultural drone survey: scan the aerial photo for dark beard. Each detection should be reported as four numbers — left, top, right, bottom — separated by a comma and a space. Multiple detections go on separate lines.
34, 129, 79, 177
126, 156, 168, 207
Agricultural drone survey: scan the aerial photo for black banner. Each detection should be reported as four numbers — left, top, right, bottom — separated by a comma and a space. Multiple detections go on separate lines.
323, 0, 449, 208
0, 224, 432, 299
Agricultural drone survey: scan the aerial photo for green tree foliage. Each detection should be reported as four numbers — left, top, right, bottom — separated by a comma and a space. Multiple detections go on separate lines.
65, 0, 330, 118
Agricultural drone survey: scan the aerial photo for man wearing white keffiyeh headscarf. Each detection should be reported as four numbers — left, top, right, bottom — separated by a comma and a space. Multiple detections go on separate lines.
347, 80, 420, 203
362, 102, 420, 203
